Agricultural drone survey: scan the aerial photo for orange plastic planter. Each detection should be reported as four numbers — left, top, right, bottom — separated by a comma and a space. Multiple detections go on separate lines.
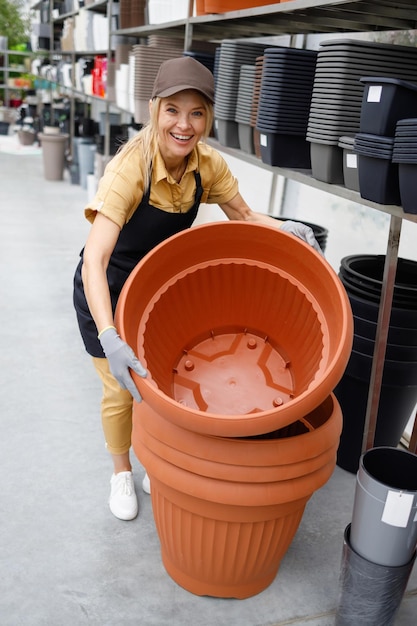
132, 393, 343, 597
204, 1, 281, 13
115, 222, 353, 437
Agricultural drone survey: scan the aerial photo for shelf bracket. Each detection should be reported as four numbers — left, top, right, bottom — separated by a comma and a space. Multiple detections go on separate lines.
268, 172, 279, 216
361, 214, 402, 453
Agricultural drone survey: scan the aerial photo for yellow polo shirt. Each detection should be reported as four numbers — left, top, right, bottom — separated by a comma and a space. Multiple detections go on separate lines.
85, 141, 239, 229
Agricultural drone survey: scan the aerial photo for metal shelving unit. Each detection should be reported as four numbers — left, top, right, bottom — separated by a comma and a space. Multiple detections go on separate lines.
113, 1, 417, 42
0, 48, 51, 109
0, 50, 25, 108
32, 0, 119, 155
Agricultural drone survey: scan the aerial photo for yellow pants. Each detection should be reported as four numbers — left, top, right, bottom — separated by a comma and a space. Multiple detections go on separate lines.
92, 357, 133, 455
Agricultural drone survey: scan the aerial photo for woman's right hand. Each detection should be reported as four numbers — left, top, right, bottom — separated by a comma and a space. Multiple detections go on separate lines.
99, 327, 147, 402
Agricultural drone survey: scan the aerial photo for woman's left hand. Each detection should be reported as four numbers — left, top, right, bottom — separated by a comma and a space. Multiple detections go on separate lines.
279, 220, 323, 255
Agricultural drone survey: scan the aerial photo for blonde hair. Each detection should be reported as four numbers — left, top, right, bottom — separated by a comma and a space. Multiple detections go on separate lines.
117, 94, 214, 192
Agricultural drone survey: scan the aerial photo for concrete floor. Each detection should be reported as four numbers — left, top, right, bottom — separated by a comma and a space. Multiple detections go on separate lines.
0, 135, 416, 625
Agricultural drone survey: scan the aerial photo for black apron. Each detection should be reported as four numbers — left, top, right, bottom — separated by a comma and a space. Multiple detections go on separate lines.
73, 171, 203, 357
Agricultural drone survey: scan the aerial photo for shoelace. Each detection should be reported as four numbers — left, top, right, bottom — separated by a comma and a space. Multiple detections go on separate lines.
114, 474, 133, 496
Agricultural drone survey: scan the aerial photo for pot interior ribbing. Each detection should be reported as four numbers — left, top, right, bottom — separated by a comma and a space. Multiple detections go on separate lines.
140, 260, 324, 415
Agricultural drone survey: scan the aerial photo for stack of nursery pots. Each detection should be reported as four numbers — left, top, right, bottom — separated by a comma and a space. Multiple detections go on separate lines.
336, 447, 417, 625
115, 222, 353, 598
214, 41, 267, 149
354, 77, 417, 206
256, 47, 317, 168
336, 254, 417, 474
306, 38, 417, 185
392, 118, 417, 214
234, 64, 257, 155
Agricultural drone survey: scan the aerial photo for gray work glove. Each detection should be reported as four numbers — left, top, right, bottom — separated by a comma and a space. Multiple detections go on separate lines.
279, 220, 323, 255
99, 327, 147, 402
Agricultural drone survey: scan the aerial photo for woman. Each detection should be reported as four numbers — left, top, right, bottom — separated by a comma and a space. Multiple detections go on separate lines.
73, 56, 321, 521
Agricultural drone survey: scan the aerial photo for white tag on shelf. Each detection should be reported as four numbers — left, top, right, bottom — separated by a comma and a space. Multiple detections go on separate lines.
367, 85, 383, 103
346, 154, 357, 169
260, 134, 267, 147
381, 490, 414, 528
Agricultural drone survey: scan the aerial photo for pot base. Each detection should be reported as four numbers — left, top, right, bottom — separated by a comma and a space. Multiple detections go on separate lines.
161, 548, 279, 599
173, 329, 294, 414
151, 476, 306, 599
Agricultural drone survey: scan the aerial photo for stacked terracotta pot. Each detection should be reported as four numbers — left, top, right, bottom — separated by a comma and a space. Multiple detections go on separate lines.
116, 222, 353, 598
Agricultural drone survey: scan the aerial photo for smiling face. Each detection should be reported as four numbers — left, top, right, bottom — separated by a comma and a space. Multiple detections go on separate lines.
156, 90, 208, 167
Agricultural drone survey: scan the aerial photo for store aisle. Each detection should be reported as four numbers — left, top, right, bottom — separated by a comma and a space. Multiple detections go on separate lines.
0, 143, 416, 626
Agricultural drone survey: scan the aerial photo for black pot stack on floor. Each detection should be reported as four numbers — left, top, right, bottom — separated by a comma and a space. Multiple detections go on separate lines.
335, 254, 417, 474
392, 118, 417, 214
255, 47, 317, 168
214, 41, 267, 149
235, 64, 257, 155
306, 39, 417, 185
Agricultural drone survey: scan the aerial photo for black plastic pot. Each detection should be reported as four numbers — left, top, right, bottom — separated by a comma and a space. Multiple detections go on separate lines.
335, 524, 416, 626
335, 348, 417, 473
353, 332, 417, 361
340, 255, 417, 304
357, 153, 401, 205
360, 76, 417, 136
336, 254, 417, 472
353, 312, 417, 346
347, 290, 417, 329
398, 163, 417, 214
259, 131, 311, 168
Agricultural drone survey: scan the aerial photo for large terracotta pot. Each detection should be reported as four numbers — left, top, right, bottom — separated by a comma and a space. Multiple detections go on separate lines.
115, 221, 353, 437
132, 393, 343, 598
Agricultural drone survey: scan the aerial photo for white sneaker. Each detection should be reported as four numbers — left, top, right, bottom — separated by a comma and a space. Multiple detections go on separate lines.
142, 472, 151, 494
109, 471, 138, 521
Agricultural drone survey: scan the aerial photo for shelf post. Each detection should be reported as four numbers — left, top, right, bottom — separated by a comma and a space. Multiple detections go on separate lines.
184, 2, 194, 52
361, 214, 402, 453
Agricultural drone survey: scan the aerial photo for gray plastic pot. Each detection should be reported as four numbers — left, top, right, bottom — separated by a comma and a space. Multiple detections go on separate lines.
350, 447, 417, 567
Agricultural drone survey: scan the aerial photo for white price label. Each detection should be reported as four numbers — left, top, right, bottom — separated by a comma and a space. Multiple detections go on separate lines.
260, 134, 267, 147
381, 491, 414, 528
346, 153, 357, 169
367, 85, 383, 103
